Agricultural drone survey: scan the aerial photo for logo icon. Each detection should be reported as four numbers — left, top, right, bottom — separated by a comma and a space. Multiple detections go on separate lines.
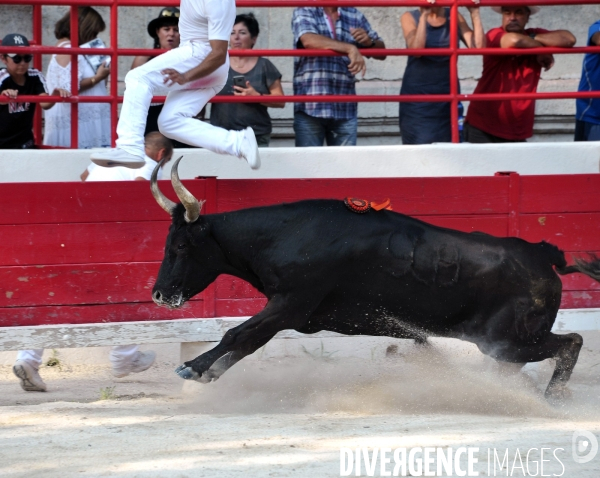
13, 35, 24, 45
572, 430, 598, 464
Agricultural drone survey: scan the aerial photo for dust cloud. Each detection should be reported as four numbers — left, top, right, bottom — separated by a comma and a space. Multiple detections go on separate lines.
179, 337, 599, 418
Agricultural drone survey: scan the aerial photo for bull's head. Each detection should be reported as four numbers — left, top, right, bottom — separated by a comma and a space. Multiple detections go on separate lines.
150, 157, 222, 309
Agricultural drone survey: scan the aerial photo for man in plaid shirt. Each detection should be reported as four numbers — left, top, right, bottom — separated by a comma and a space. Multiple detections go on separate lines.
292, 7, 385, 146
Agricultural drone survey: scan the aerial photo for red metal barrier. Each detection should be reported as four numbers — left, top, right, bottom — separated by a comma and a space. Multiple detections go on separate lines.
0, 0, 598, 145
0, 174, 599, 327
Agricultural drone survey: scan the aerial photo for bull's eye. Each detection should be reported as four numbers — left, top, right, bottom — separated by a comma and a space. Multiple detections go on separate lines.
177, 243, 187, 251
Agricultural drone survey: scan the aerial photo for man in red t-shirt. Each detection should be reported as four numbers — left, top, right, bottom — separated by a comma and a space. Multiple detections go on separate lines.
465, 6, 575, 143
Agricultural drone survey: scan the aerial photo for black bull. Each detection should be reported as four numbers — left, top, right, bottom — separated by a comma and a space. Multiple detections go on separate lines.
151, 159, 600, 402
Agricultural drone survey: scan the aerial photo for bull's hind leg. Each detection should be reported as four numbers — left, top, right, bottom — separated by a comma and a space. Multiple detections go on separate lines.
481, 332, 583, 403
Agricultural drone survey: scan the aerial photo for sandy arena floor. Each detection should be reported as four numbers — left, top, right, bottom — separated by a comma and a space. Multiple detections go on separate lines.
1, 334, 600, 478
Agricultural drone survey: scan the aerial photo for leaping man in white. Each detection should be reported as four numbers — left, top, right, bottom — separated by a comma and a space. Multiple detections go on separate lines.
91, 0, 260, 170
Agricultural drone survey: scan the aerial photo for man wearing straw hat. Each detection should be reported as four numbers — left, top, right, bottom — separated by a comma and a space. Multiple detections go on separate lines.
464, 5, 575, 143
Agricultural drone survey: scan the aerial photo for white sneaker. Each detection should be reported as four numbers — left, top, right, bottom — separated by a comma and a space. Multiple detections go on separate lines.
239, 127, 261, 170
13, 360, 47, 392
90, 148, 145, 169
112, 350, 156, 378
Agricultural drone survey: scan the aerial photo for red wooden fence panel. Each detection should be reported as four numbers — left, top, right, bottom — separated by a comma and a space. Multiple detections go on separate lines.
0, 174, 598, 328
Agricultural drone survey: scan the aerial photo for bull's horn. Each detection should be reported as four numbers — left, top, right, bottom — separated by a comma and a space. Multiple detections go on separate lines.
171, 156, 204, 223
150, 157, 177, 215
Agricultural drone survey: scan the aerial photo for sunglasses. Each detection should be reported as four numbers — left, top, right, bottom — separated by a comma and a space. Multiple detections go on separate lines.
6, 53, 33, 64
161, 9, 179, 18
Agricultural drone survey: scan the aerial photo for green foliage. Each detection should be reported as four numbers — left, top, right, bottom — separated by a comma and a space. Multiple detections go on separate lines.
45, 349, 62, 370
301, 340, 338, 361
99, 386, 116, 400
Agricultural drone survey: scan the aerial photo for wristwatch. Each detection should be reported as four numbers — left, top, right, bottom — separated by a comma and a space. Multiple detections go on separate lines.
370, 38, 377, 47
528, 32, 537, 40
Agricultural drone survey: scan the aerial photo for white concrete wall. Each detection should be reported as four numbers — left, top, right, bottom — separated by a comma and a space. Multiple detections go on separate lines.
0, 308, 597, 365
1, 142, 598, 182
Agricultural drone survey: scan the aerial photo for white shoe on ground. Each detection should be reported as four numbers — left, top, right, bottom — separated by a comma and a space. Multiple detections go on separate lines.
239, 127, 261, 170
90, 148, 146, 169
112, 350, 156, 378
13, 360, 47, 392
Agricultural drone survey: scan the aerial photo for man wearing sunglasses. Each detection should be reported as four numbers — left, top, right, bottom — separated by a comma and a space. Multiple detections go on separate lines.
0, 33, 70, 149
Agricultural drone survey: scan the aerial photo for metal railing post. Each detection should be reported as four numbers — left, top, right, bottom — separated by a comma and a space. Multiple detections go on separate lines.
450, 0, 459, 143
110, 0, 118, 147
32, 4, 43, 145
70, 5, 79, 149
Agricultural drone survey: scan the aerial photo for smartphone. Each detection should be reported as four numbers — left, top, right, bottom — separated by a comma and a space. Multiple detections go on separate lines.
233, 75, 246, 88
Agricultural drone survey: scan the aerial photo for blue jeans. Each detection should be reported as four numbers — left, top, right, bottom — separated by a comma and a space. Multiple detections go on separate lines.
294, 111, 357, 147
574, 119, 600, 141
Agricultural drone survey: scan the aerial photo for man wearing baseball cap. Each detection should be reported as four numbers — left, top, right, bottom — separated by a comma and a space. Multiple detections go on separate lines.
0, 33, 69, 149
464, 6, 576, 143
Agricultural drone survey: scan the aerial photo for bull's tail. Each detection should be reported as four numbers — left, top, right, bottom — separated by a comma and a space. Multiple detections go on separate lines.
556, 255, 600, 282
541, 239, 600, 282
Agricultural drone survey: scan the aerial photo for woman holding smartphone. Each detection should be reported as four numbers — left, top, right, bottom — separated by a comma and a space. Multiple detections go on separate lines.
210, 13, 285, 147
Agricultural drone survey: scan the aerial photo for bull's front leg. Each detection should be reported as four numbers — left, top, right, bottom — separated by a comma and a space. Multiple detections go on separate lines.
185, 333, 276, 383
175, 294, 316, 382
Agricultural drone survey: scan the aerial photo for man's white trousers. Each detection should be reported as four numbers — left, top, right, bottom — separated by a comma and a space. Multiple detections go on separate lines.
117, 41, 243, 158
17, 345, 139, 369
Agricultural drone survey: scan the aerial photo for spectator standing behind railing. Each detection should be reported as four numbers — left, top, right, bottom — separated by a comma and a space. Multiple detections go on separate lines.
575, 20, 600, 141
43, 7, 111, 148
0, 33, 69, 149
210, 13, 285, 147
399, 0, 485, 144
130, 7, 181, 141
464, 6, 575, 143
292, 6, 386, 147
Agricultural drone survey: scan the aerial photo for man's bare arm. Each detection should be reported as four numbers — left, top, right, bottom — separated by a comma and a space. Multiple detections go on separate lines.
300, 33, 365, 76
349, 27, 386, 60
591, 31, 600, 46
162, 39, 228, 86
533, 30, 576, 48
300, 32, 353, 54
500, 30, 576, 49
500, 32, 543, 49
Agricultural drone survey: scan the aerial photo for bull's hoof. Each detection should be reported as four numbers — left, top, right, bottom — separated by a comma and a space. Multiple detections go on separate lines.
197, 373, 214, 384
175, 365, 200, 381
544, 386, 572, 406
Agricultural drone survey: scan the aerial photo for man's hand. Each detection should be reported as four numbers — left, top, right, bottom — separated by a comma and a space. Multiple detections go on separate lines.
161, 68, 189, 87
347, 46, 366, 77
537, 53, 555, 71
233, 81, 260, 97
1, 89, 18, 99
350, 27, 373, 48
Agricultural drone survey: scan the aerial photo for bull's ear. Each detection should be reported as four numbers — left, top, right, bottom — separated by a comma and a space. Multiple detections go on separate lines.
186, 216, 211, 246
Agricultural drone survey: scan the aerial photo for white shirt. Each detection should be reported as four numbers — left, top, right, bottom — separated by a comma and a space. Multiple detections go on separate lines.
86, 156, 160, 181
178, 0, 235, 44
